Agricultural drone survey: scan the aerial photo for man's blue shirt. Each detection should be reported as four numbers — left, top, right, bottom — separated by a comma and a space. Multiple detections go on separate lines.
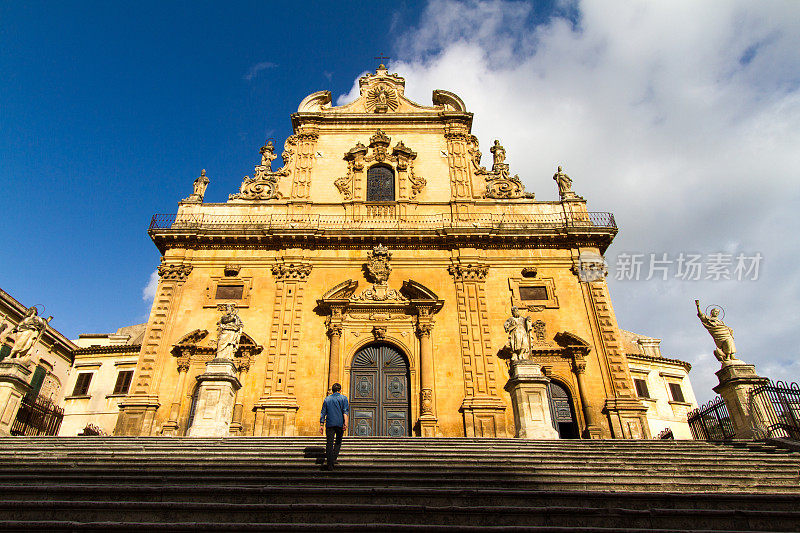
320, 392, 349, 427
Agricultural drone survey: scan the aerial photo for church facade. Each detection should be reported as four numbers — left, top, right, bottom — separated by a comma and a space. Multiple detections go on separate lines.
114, 65, 671, 439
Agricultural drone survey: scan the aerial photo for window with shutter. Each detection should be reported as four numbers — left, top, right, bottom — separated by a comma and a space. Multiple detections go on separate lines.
113, 370, 134, 395
633, 378, 650, 398
72, 373, 93, 396
668, 382, 685, 403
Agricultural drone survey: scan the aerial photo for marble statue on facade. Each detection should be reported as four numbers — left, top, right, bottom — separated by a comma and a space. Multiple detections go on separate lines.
183, 169, 210, 202
553, 165, 576, 199
8, 307, 50, 363
490, 140, 506, 170
695, 300, 738, 364
504, 306, 533, 361
216, 303, 243, 360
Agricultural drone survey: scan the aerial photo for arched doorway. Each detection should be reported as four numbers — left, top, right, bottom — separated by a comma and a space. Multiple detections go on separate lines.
548, 380, 580, 439
349, 343, 410, 436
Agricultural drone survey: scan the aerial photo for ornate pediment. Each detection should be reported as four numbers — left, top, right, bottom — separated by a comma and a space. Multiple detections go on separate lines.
335, 133, 426, 200
321, 279, 359, 300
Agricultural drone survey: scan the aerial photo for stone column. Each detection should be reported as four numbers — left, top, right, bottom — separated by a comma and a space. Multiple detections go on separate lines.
504, 360, 559, 439
0, 361, 32, 436
326, 323, 342, 393
186, 358, 241, 437
229, 354, 251, 435
713, 361, 769, 439
571, 357, 603, 439
160, 351, 191, 436
417, 320, 438, 437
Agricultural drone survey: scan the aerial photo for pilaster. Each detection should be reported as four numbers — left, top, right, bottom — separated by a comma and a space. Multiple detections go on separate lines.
253, 259, 312, 436
115, 261, 191, 436
449, 260, 507, 437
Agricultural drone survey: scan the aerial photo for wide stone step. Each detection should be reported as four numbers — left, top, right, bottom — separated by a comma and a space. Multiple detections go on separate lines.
1, 500, 799, 531
3, 484, 800, 510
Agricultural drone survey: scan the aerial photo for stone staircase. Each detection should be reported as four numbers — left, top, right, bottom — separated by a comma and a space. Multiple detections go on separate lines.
0, 437, 798, 531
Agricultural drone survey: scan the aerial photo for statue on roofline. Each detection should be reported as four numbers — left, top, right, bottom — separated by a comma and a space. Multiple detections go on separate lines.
183, 169, 209, 203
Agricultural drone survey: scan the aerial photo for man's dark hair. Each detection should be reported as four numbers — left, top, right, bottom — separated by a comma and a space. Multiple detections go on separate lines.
331, 383, 342, 393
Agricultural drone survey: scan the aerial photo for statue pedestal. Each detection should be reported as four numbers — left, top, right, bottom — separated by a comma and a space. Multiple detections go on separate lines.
0, 361, 33, 436
712, 361, 768, 439
504, 360, 559, 439
186, 359, 241, 437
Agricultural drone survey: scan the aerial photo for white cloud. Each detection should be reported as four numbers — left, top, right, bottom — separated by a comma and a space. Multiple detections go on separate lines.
243, 61, 277, 81
369, 0, 800, 402
142, 269, 159, 301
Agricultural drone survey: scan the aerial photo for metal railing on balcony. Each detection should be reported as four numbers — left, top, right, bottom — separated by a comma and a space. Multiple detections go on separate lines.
687, 396, 735, 441
149, 211, 617, 232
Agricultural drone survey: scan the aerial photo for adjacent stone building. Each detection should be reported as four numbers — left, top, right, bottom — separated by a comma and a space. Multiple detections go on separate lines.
113, 65, 694, 439
0, 287, 75, 405
58, 325, 144, 436
621, 330, 697, 439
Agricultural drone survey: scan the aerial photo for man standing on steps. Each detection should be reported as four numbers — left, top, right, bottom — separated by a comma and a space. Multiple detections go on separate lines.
320, 383, 349, 470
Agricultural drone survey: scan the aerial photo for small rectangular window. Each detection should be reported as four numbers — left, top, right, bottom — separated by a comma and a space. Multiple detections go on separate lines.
113, 370, 134, 395
668, 383, 685, 403
633, 378, 650, 398
72, 373, 93, 396
519, 286, 548, 301
215, 285, 244, 299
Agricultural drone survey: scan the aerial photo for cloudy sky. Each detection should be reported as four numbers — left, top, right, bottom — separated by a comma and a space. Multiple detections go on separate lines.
2, 1, 798, 403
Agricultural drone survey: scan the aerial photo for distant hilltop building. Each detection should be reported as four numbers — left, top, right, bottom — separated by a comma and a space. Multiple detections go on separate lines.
57, 65, 697, 438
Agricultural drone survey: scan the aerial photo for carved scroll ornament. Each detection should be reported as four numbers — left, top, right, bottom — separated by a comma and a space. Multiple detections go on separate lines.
475, 139, 534, 200
230, 139, 292, 201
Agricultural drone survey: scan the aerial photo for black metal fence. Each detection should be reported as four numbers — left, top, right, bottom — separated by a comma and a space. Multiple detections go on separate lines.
749, 381, 800, 440
11, 395, 64, 436
687, 396, 735, 441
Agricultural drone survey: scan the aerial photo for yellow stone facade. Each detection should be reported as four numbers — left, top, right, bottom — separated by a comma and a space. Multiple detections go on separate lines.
115, 66, 652, 439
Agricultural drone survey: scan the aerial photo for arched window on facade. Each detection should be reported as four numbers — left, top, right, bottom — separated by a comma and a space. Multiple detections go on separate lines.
366, 164, 395, 202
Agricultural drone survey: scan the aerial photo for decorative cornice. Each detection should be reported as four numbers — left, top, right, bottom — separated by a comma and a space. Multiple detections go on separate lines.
73, 344, 142, 356
626, 352, 692, 372
271, 261, 312, 280
448, 263, 489, 281
158, 263, 193, 280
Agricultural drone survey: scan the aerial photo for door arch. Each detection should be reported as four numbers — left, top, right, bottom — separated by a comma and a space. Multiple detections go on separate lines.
548, 380, 580, 439
349, 343, 410, 437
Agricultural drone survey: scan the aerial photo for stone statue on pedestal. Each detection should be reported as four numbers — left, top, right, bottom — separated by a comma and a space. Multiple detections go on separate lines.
183, 169, 209, 202
8, 307, 50, 363
490, 140, 506, 170
553, 165, 577, 199
260, 141, 277, 171
695, 300, 738, 364
216, 304, 243, 360
504, 306, 533, 361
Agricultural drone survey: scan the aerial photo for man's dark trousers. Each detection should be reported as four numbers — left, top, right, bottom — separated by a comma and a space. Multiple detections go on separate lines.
325, 426, 344, 467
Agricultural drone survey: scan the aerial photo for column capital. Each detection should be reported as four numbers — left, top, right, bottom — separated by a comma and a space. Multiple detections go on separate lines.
416, 321, 434, 338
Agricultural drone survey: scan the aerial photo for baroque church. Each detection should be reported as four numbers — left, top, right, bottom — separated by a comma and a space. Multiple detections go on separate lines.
108, 65, 696, 439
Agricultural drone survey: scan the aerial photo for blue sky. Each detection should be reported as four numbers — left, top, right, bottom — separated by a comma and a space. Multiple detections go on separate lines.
3, 1, 799, 402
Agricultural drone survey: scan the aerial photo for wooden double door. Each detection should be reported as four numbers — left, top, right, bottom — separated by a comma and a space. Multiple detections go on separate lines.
349, 343, 410, 437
